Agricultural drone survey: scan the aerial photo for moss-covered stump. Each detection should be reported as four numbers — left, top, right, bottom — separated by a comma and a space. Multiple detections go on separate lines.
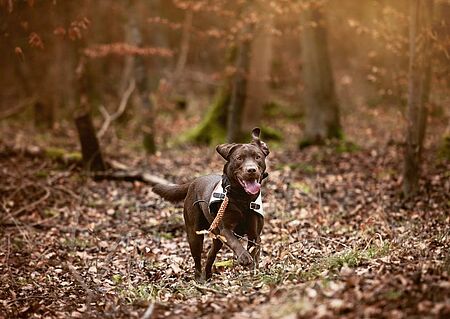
298, 127, 344, 149
45, 147, 82, 163
181, 84, 230, 145
260, 126, 283, 142
438, 135, 450, 160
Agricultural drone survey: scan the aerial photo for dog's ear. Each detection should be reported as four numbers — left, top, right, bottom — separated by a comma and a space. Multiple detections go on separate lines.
251, 127, 270, 156
251, 127, 261, 140
216, 143, 239, 160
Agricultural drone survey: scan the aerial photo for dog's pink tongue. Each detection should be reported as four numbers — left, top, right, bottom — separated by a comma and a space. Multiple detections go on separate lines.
243, 180, 261, 195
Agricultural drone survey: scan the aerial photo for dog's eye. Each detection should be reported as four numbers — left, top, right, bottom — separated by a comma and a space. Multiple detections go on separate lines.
255, 155, 261, 160
236, 156, 243, 161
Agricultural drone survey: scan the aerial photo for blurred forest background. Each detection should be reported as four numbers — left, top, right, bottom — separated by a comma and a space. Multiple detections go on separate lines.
1, 0, 448, 149
1, 0, 449, 318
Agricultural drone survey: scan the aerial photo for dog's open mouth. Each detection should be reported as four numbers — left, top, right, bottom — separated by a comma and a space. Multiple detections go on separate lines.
238, 178, 261, 195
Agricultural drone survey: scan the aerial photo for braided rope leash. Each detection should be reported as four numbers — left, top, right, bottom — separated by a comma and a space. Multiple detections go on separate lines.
208, 194, 229, 232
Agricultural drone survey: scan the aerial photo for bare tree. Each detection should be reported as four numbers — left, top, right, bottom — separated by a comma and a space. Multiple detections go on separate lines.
227, 1, 253, 143
300, 2, 341, 146
242, 3, 273, 133
227, 30, 252, 143
403, 0, 434, 197
126, 0, 156, 153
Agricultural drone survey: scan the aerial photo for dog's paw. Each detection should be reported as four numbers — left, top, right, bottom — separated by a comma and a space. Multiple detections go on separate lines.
237, 251, 253, 266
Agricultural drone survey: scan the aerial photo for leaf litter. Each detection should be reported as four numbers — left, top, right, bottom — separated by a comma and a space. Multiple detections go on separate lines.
0, 124, 449, 318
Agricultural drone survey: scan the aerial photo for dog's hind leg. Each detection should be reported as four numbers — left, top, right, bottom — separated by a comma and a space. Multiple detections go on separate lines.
184, 203, 207, 281
186, 226, 204, 281
204, 238, 223, 280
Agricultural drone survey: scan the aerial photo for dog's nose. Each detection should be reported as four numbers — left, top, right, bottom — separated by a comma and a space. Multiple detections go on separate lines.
247, 167, 257, 173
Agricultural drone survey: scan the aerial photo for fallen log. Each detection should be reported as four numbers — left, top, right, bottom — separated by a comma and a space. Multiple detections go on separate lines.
0, 143, 168, 186
90, 169, 169, 186
0, 144, 82, 164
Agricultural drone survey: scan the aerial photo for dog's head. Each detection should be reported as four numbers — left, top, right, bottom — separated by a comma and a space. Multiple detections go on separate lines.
216, 128, 270, 195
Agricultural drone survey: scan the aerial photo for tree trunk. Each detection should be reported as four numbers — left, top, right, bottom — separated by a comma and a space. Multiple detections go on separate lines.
172, 9, 193, 86
226, 0, 254, 143
300, 2, 341, 146
34, 100, 54, 129
75, 112, 106, 172
227, 35, 252, 143
126, 0, 156, 154
183, 82, 231, 145
242, 4, 273, 132
403, 0, 434, 197
183, 48, 235, 145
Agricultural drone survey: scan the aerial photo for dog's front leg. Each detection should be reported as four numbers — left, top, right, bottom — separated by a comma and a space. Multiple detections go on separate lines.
247, 213, 264, 267
219, 228, 253, 266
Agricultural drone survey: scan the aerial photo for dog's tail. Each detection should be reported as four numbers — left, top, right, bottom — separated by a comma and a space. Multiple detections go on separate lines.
152, 183, 190, 203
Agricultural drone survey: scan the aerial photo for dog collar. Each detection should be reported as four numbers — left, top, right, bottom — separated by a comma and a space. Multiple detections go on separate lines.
209, 181, 264, 217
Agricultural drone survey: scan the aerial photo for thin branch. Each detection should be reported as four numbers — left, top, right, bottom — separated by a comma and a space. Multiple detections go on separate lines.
97, 79, 136, 138
192, 283, 226, 295
318, 236, 349, 249
66, 262, 95, 307
141, 303, 155, 319
0, 96, 37, 120
4, 187, 50, 220
91, 169, 169, 186
173, 9, 193, 83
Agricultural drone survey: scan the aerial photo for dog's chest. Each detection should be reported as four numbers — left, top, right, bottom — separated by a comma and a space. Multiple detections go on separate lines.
208, 181, 264, 217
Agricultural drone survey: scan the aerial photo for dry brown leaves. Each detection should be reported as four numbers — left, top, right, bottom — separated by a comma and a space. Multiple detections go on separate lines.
0, 132, 449, 318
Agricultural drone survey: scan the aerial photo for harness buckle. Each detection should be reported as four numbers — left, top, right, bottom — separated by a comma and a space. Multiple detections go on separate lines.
213, 193, 226, 200
250, 202, 260, 210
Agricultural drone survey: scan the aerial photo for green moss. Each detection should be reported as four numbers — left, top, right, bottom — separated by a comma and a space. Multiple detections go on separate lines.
333, 140, 360, 154
276, 163, 316, 174
298, 138, 319, 149
44, 147, 82, 163
35, 170, 49, 178
43, 208, 59, 218
260, 126, 283, 142
384, 289, 403, 300
263, 101, 302, 119
143, 132, 157, 154
180, 84, 230, 145
159, 232, 174, 240
119, 283, 159, 304
291, 182, 311, 194
112, 274, 123, 285
62, 237, 89, 250
214, 259, 234, 268
65, 152, 82, 162
298, 127, 344, 149
259, 267, 286, 286
45, 147, 67, 160
300, 243, 390, 281
437, 135, 450, 161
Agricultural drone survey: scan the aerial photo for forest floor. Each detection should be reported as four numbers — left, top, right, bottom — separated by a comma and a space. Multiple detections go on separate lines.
0, 109, 449, 318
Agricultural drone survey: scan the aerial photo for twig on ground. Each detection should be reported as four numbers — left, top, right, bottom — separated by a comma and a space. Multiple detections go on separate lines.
0, 96, 37, 120
192, 283, 226, 295
91, 169, 169, 186
1, 204, 33, 248
141, 303, 155, 319
5, 234, 11, 275
98, 79, 136, 138
99, 235, 127, 277
67, 261, 95, 311
319, 236, 349, 248
53, 185, 81, 200
6, 187, 50, 219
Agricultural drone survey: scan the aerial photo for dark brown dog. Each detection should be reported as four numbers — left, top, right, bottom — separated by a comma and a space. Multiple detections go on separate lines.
152, 128, 269, 281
